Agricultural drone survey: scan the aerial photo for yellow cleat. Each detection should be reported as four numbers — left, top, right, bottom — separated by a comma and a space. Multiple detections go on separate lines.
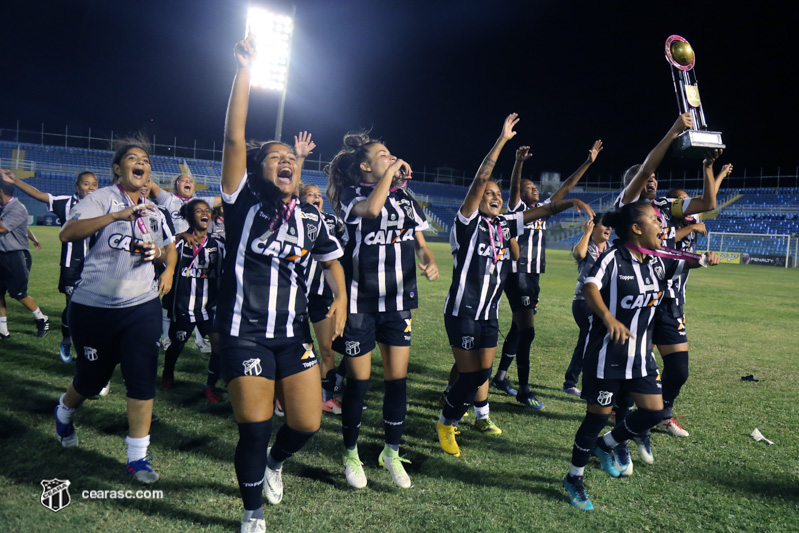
437, 421, 461, 457
474, 417, 502, 435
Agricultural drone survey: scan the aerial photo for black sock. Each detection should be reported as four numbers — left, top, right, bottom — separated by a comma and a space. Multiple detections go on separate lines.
270, 424, 318, 466
610, 408, 664, 442
498, 322, 519, 375
572, 412, 610, 468
383, 378, 407, 446
321, 369, 336, 400
163, 341, 185, 378
661, 351, 689, 419
441, 370, 483, 423
235, 420, 272, 511
516, 326, 535, 393
342, 378, 369, 449
206, 350, 221, 387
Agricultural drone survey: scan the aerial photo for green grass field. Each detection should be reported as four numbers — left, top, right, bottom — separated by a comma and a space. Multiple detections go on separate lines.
1, 228, 798, 532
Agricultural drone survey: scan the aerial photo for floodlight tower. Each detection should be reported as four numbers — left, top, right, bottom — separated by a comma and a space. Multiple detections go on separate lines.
246, 5, 296, 142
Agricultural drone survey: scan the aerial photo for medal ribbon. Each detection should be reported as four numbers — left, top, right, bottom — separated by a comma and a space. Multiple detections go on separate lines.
482, 216, 504, 267
625, 242, 707, 266
116, 184, 151, 239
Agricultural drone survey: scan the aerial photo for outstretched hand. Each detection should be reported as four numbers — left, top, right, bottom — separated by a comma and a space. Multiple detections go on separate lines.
703, 148, 723, 167
501, 113, 519, 141
587, 140, 603, 163
0, 169, 16, 183
294, 131, 316, 159
716, 163, 733, 182
516, 146, 532, 162
234, 32, 257, 69
572, 199, 595, 219
670, 112, 693, 135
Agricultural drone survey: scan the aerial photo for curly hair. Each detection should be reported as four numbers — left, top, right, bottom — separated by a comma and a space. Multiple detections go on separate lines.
246, 140, 295, 227
179, 198, 211, 232
325, 131, 380, 218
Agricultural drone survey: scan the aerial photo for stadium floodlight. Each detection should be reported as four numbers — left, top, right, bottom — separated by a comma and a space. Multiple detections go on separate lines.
246, 5, 295, 141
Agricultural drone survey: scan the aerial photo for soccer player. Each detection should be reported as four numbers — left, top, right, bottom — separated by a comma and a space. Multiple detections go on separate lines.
562, 212, 612, 397
160, 198, 224, 402
326, 125, 439, 490
492, 140, 603, 409
301, 182, 347, 415
436, 114, 593, 457
0, 170, 50, 340
6, 170, 98, 360
617, 117, 728, 441
220, 34, 347, 532
53, 137, 177, 485
562, 200, 720, 511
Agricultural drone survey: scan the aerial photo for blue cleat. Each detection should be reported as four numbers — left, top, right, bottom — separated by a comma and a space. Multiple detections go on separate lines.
490, 377, 517, 396
516, 392, 545, 410
593, 442, 621, 477
634, 434, 654, 465
126, 455, 159, 484
59, 343, 72, 363
54, 406, 78, 448
614, 440, 633, 476
563, 474, 593, 510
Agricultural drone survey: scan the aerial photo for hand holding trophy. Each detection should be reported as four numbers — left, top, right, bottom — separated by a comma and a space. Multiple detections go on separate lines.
665, 35, 725, 158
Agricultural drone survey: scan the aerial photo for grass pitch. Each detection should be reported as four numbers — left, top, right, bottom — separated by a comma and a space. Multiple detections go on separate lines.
1, 228, 798, 532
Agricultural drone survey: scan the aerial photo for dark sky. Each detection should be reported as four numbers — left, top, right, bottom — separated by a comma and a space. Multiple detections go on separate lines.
2, 1, 796, 182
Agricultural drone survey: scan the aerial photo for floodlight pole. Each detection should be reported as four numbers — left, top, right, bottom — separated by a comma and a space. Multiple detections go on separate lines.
274, 4, 296, 142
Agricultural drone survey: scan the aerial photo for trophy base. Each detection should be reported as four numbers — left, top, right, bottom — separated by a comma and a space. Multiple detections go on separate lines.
672, 130, 725, 158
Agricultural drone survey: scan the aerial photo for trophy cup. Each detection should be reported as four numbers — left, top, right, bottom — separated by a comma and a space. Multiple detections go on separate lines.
665, 35, 725, 158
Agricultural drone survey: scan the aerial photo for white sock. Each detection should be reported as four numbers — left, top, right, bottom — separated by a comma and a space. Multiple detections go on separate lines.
126, 435, 151, 463
569, 464, 585, 477
602, 432, 619, 449
57, 393, 76, 423
161, 309, 169, 340
194, 326, 204, 343
0, 317, 8, 335
474, 402, 490, 420
32, 308, 46, 320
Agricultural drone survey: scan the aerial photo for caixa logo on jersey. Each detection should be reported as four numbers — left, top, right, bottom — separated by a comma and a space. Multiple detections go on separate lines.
41, 479, 71, 512
250, 239, 309, 262
621, 291, 663, 309
108, 234, 139, 252
363, 229, 415, 246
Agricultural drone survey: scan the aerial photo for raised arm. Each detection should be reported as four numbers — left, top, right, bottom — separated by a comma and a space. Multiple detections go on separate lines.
348, 157, 411, 220
294, 131, 316, 173
148, 180, 163, 199
550, 140, 603, 203
508, 145, 532, 209
522, 198, 594, 225
461, 113, 519, 218
621, 113, 692, 205
3, 170, 50, 204
222, 34, 256, 195
572, 218, 595, 261
682, 149, 724, 216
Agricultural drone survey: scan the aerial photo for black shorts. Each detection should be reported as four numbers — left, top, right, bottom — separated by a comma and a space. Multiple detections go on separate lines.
169, 314, 215, 344
0, 250, 30, 300
307, 293, 335, 324
652, 300, 688, 346
444, 314, 499, 351
581, 373, 662, 406
505, 272, 540, 313
220, 323, 318, 382
332, 310, 412, 357
58, 266, 82, 295
70, 298, 161, 400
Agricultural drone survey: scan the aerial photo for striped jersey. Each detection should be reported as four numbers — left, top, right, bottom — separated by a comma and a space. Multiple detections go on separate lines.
672, 215, 700, 306
69, 186, 175, 308
582, 241, 683, 380
508, 199, 550, 273
217, 176, 343, 340
47, 193, 88, 269
154, 190, 191, 234
444, 210, 525, 320
306, 210, 346, 298
573, 239, 609, 300
164, 235, 224, 322
339, 186, 428, 314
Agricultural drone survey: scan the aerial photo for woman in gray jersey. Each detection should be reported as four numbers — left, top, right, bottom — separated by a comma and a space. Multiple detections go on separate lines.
53, 138, 177, 485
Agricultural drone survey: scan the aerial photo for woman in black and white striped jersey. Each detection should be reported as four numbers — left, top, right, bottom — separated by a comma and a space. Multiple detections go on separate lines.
53, 137, 177, 485
219, 34, 347, 532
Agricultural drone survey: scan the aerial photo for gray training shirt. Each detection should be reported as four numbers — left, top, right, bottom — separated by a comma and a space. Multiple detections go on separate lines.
69, 185, 175, 308
0, 197, 30, 252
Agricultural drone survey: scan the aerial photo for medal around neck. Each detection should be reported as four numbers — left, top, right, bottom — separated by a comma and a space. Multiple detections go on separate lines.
665, 35, 725, 158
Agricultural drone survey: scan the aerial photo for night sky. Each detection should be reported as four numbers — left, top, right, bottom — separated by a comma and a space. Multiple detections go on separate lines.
2, 1, 796, 182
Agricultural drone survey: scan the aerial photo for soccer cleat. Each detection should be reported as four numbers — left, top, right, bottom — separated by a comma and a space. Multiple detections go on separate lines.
516, 393, 545, 410
99, 381, 111, 397
126, 455, 159, 484
54, 406, 78, 448
322, 397, 342, 415
204, 387, 223, 403
593, 442, 621, 478
562, 386, 581, 398
241, 516, 266, 533
379, 447, 412, 489
437, 421, 461, 457
474, 417, 503, 435
36, 317, 50, 338
658, 417, 689, 437
633, 435, 654, 464
490, 377, 518, 396
263, 448, 283, 504
160, 338, 172, 351
195, 337, 212, 353
563, 474, 593, 511
614, 441, 633, 477
0, 331, 9, 340
274, 399, 285, 417
342, 447, 367, 489
59, 343, 73, 363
